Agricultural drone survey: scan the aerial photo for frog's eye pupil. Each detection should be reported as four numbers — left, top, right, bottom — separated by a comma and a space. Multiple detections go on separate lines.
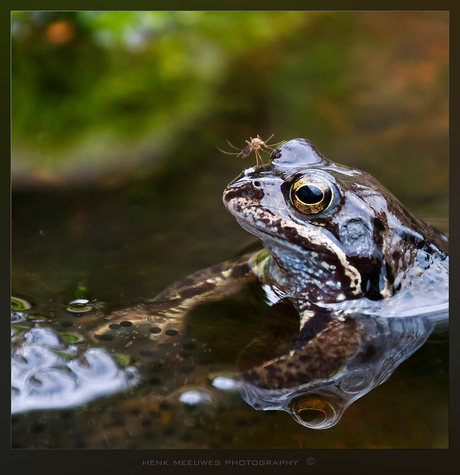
290, 175, 335, 215
295, 185, 323, 205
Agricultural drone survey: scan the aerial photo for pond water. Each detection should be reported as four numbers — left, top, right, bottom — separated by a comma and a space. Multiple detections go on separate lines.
11, 148, 448, 449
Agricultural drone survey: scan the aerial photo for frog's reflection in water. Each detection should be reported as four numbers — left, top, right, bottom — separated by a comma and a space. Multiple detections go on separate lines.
239, 313, 436, 429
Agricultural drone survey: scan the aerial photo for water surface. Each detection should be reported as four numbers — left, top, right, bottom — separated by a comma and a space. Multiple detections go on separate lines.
12, 151, 448, 449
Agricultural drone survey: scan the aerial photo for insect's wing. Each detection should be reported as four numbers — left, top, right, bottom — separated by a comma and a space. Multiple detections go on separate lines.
238, 145, 252, 158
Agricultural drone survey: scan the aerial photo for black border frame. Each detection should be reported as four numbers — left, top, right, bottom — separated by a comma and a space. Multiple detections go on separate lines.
3, 3, 458, 474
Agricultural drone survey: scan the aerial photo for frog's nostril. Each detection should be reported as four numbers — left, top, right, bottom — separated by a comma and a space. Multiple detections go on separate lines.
254, 181, 261, 188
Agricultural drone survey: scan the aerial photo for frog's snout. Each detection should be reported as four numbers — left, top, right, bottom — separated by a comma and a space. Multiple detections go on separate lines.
223, 179, 265, 213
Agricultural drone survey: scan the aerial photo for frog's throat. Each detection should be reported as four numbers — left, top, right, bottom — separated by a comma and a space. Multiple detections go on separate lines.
249, 248, 271, 279
237, 213, 363, 298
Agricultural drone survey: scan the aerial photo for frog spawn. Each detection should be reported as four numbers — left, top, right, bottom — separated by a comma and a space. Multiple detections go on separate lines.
10, 291, 438, 430
11, 326, 139, 414
11, 296, 139, 414
11, 297, 32, 324
10, 291, 212, 416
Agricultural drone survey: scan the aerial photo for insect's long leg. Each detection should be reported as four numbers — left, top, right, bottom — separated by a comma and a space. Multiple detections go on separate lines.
264, 140, 284, 150
217, 146, 239, 155
261, 134, 280, 151
218, 134, 278, 164
226, 139, 241, 150
255, 149, 264, 165
260, 150, 266, 164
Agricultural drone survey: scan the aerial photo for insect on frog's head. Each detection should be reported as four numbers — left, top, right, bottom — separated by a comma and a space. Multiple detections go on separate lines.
223, 138, 437, 304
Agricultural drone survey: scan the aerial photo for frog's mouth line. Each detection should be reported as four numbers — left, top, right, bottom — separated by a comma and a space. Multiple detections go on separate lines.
232, 204, 332, 262
225, 193, 327, 254
234, 213, 306, 254
224, 195, 304, 249
227, 196, 363, 297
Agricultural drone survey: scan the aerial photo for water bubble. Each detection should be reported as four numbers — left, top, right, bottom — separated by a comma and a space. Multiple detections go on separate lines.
212, 376, 239, 391
13, 344, 64, 369
11, 327, 140, 414
339, 370, 371, 394
26, 367, 78, 396
60, 332, 83, 344
11, 312, 27, 324
66, 299, 92, 314
24, 327, 66, 349
27, 315, 47, 323
11, 297, 32, 311
68, 348, 120, 381
179, 390, 213, 406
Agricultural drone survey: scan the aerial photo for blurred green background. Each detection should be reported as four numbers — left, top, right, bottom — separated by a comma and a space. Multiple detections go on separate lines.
12, 11, 448, 211
12, 11, 448, 449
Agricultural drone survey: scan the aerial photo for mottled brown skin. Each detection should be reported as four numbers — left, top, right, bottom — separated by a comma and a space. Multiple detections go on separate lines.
91, 256, 255, 345
223, 139, 448, 307
92, 138, 448, 409
242, 316, 360, 390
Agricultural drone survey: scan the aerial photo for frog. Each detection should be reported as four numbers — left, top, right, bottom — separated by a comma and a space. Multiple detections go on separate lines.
12, 138, 448, 433
84, 138, 448, 429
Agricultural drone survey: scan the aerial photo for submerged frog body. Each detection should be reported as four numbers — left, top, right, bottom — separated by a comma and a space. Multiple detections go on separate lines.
88, 138, 447, 427
221, 138, 448, 426
12, 139, 448, 431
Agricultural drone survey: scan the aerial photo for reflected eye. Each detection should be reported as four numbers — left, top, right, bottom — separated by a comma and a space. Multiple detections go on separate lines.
290, 174, 335, 215
291, 397, 336, 428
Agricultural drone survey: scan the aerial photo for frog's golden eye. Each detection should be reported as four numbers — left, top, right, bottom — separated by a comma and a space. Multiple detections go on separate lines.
290, 174, 334, 214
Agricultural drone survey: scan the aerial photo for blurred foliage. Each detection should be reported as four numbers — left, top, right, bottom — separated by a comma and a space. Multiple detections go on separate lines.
12, 11, 448, 215
12, 11, 304, 183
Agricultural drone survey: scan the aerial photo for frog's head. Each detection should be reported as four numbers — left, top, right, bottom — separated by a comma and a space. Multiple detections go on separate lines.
223, 138, 436, 303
